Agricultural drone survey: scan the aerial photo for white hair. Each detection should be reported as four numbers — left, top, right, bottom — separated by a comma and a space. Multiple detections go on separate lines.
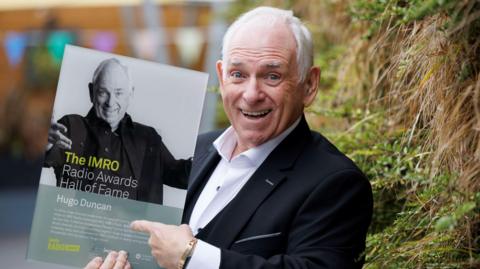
92, 58, 133, 90
221, 6, 314, 83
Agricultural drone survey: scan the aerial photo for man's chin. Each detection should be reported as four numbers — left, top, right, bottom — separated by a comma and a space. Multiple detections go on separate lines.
100, 116, 120, 128
236, 130, 271, 148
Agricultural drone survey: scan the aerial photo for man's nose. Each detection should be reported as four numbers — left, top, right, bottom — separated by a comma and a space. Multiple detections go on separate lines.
106, 94, 115, 106
243, 78, 264, 103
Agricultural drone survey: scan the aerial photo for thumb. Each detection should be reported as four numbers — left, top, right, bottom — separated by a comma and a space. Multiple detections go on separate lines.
84, 256, 102, 269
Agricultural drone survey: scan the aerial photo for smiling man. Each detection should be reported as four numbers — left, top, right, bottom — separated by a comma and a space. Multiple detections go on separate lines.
86, 6, 373, 269
44, 58, 190, 204
90, 59, 132, 132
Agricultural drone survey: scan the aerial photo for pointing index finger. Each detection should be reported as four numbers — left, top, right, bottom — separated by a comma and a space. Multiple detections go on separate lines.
130, 220, 157, 234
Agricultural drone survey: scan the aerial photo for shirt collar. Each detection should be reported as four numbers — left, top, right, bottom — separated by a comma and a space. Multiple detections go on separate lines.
213, 117, 302, 167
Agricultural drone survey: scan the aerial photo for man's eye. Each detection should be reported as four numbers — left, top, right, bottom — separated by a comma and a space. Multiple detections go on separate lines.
266, 73, 280, 80
264, 73, 282, 86
230, 71, 243, 78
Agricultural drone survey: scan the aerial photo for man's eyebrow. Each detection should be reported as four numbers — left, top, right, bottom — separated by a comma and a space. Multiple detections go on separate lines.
229, 60, 244, 67
263, 62, 282, 68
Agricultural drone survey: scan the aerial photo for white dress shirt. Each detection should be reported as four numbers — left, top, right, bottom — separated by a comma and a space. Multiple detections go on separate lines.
186, 117, 301, 269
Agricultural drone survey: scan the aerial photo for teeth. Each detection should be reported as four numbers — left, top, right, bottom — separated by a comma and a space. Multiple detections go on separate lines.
241, 109, 271, 117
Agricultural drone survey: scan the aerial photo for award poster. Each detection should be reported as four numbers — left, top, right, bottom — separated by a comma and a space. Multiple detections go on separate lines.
27, 45, 208, 268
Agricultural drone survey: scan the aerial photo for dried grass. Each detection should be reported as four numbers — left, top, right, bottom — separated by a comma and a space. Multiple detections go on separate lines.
306, 0, 480, 265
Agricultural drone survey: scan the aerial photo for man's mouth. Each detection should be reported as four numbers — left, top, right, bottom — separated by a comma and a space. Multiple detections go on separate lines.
240, 109, 272, 118
103, 108, 118, 116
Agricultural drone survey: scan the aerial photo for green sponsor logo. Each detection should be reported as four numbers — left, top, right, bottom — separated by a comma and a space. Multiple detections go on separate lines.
47, 238, 81, 252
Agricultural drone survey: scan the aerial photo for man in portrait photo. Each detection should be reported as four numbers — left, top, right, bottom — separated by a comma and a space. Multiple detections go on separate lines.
44, 58, 190, 204
86, 6, 373, 269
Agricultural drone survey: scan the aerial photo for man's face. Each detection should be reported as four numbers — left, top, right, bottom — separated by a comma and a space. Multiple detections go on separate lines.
217, 20, 317, 153
91, 63, 132, 129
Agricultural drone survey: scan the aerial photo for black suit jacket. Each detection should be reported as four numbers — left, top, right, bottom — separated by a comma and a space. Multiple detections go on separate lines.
183, 116, 373, 268
44, 110, 190, 204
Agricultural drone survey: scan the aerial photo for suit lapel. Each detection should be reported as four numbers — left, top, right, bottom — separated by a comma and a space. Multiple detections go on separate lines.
183, 146, 220, 222
122, 125, 146, 181
201, 117, 312, 248
204, 164, 285, 248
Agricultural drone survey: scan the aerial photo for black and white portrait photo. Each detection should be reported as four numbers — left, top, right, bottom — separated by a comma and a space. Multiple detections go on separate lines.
40, 46, 207, 207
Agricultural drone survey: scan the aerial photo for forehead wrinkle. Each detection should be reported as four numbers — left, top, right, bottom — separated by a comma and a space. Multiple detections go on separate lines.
227, 59, 287, 72
227, 56, 291, 72
228, 46, 293, 60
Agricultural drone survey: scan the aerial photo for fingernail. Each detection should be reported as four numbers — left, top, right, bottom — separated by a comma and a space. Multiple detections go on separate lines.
94, 257, 103, 264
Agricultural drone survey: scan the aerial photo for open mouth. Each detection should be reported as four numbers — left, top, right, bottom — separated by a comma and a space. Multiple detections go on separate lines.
240, 109, 272, 118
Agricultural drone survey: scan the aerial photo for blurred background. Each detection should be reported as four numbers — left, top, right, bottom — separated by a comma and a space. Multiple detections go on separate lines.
1, 0, 480, 268
0, 0, 231, 268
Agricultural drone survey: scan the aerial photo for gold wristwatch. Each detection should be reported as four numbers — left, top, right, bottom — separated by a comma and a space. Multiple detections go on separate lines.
177, 237, 198, 269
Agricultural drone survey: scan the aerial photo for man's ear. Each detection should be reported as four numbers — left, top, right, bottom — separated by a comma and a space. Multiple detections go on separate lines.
303, 66, 320, 107
88, 83, 94, 103
215, 60, 225, 92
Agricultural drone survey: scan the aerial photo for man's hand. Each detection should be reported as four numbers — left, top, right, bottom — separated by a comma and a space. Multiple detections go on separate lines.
47, 122, 72, 150
84, 251, 131, 269
131, 220, 194, 269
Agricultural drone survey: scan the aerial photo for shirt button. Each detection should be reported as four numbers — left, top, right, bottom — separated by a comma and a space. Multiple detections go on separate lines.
105, 147, 109, 153
104, 130, 109, 135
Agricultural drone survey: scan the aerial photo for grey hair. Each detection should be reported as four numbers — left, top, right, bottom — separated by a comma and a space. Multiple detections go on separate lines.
91, 58, 133, 90
221, 6, 314, 83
